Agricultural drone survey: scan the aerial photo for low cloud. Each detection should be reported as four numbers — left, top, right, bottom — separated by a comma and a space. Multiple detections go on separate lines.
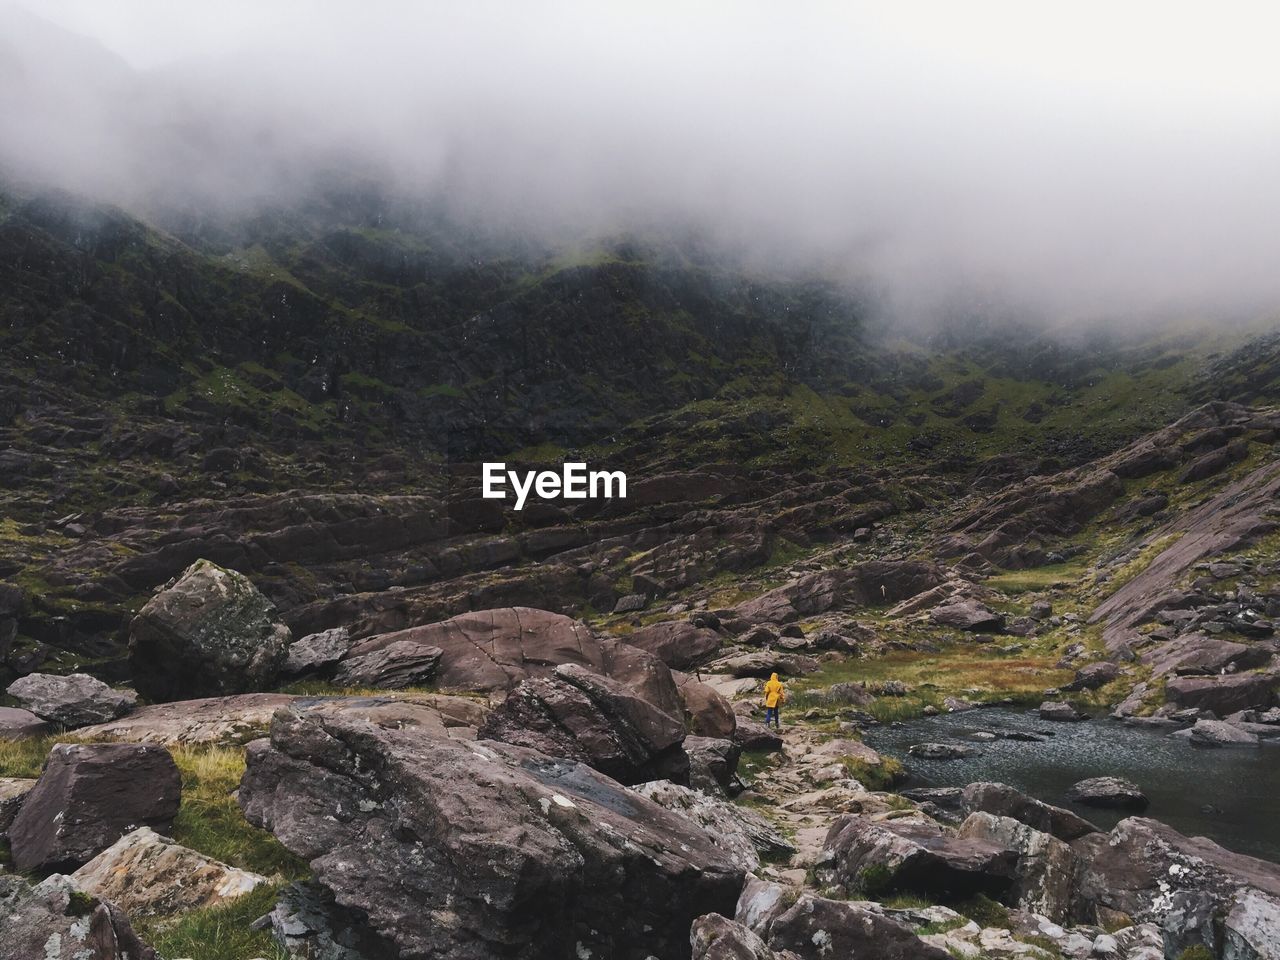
4, 1, 1280, 325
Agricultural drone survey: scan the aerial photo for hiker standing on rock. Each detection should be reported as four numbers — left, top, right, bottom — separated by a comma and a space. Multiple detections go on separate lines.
763, 672, 786, 730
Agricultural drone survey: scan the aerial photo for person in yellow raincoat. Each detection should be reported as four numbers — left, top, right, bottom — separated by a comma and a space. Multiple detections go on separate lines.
763, 672, 785, 730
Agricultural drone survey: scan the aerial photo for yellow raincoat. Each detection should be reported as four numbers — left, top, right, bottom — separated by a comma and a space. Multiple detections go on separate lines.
763, 673, 785, 708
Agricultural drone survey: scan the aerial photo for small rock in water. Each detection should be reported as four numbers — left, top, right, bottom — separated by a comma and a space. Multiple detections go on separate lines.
1039, 701, 1088, 722
1065, 776, 1149, 811
908, 742, 977, 760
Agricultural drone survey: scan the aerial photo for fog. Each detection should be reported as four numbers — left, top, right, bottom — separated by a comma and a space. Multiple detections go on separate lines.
4, 0, 1280, 324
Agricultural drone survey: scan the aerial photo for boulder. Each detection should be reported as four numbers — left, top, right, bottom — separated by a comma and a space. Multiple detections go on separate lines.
239, 705, 744, 960
598, 637, 687, 720
626, 620, 723, 669
1143, 634, 1270, 679
957, 812, 1076, 922
129, 559, 291, 702
691, 913, 796, 960
1063, 661, 1122, 691
345, 607, 658, 693
959, 782, 1098, 842
1184, 717, 1261, 747
0, 873, 157, 960
735, 561, 946, 625
282, 627, 355, 678
8, 743, 181, 872
0, 704, 50, 738
744, 890, 952, 960
685, 736, 740, 793
1223, 890, 1280, 960
331, 640, 443, 689
5, 673, 137, 728
478, 663, 690, 785
733, 718, 783, 752
823, 815, 1019, 899
708, 651, 820, 679
1165, 673, 1277, 715
1072, 817, 1280, 927
930, 599, 1006, 632
0, 776, 35, 833
632, 780, 793, 871
674, 671, 737, 738
70, 826, 266, 918
1039, 700, 1089, 721
76, 693, 297, 745
266, 881, 401, 960
1065, 776, 1149, 811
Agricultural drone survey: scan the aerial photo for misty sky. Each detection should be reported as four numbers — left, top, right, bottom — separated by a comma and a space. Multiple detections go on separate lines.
4, 1, 1280, 323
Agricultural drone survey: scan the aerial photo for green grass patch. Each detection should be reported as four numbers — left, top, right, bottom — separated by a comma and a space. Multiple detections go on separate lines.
138, 882, 287, 960
985, 560, 1089, 595
841, 754, 906, 791
168, 746, 307, 879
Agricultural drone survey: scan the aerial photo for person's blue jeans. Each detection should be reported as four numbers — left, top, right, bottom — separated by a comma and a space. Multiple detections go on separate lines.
765, 706, 780, 728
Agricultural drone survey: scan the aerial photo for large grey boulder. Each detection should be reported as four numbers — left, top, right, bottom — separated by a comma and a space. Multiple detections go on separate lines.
736, 886, 952, 960
959, 782, 1099, 842
691, 913, 798, 960
823, 815, 1018, 900
282, 627, 355, 679
632, 780, 793, 871
1183, 717, 1261, 747
478, 663, 690, 785
625, 620, 723, 669
8, 743, 181, 872
957, 811, 1076, 923
1072, 817, 1280, 927
5, 673, 136, 728
331, 640, 443, 689
129, 559, 291, 702
1165, 673, 1277, 715
1223, 890, 1280, 960
239, 704, 744, 960
675, 671, 738, 738
0, 873, 157, 960
685, 736, 741, 794
929, 598, 1006, 632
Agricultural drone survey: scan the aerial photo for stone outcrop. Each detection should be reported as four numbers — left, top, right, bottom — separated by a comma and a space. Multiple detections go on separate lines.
1165, 673, 1277, 715
632, 780, 793, 871
76, 693, 298, 745
331, 639, 443, 688
957, 811, 1076, 922
959, 782, 1098, 842
478, 663, 690, 785
1072, 816, 1280, 928
0, 873, 157, 960
625, 620, 723, 669
929, 598, 1006, 632
70, 826, 266, 918
282, 626, 356, 679
733, 561, 945, 625
239, 704, 744, 960
5, 673, 136, 728
129, 558, 291, 701
823, 815, 1018, 900
8, 743, 181, 872
733, 879, 952, 960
